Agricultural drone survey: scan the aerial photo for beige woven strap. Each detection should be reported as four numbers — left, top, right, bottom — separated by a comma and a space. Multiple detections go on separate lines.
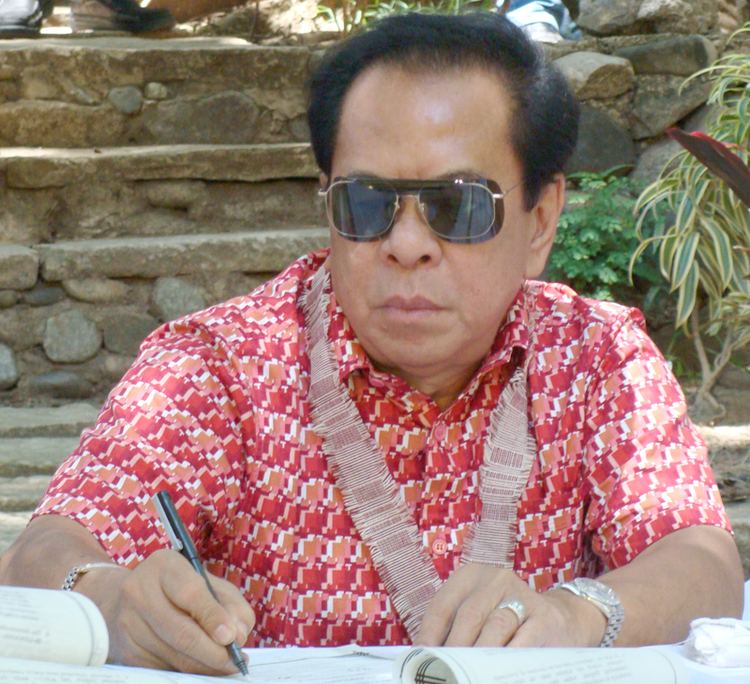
461, 362, 536, 567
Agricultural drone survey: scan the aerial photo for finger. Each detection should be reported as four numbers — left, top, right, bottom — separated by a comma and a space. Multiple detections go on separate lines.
209, 574, 256, 642
443, 598, 499, 646
126, 606, 240, 675
159, 556, 241, 646
473, 604, 523, 647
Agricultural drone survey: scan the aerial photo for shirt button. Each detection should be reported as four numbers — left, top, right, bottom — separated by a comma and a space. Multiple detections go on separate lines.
433, 423, 447, 441
431, 537, 447, 555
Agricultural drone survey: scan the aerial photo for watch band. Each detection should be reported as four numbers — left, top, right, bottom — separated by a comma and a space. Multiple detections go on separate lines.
61, 561, 125, 591
559, 578, 624, 647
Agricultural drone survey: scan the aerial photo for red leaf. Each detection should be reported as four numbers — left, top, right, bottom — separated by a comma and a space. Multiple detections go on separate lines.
667, 127, 750, 208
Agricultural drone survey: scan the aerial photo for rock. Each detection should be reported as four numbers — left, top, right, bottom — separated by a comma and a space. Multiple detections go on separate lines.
102, 311, 160, 356
38, 228, 329, 281
630, 136, 683, 187
22, 283, 66, 307
144, 82, 168, 100
577, 0, 718, 35
108, 86, 144, 115
635, 0, 718, 34
42, 309, 102, 363
28, 370, 94, 399
576, 0, 638, 34
631, 75, 712, 140
62, 277, 130, 303
0, 344, 19, 390
0, 291, 18, 309
566, 105, 636, 174
0, 403, 99, 438
614, 35, 718, 76
718, 365, 750, 390
554, 52, 634, 100
139, 92, 260, 145
151, 277, 208, 322
101, 352, 135, 382
0, 305, 57, 351
0, 100, 126, 148
144, 180, 207, 211
0, 245, 39, 290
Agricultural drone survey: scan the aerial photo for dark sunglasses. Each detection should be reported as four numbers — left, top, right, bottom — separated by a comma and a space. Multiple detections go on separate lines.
319, 176, 518, 244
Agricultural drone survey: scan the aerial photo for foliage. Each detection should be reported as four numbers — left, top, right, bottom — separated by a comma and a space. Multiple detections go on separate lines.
631, 23, 750, 415
317, 0, 495, 34
546, 170, 663, 303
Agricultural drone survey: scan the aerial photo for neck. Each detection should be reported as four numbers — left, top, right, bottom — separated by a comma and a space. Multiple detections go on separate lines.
372, 360, 481, 410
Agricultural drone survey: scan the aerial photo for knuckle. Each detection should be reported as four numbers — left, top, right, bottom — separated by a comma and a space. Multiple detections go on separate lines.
453, 603, 486, 632
170, 620, 204, 656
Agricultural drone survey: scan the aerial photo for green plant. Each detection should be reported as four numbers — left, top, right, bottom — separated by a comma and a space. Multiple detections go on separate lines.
631, 24, 750, 416
316, 0, 495, 34
546, 170, 663, 303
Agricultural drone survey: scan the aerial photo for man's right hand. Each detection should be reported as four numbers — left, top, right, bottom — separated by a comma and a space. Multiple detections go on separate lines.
0, 515, 255, 675
83, 548, 254, 675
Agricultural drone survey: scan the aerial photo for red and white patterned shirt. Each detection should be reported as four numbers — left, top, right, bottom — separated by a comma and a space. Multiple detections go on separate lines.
35, 250, 730, 647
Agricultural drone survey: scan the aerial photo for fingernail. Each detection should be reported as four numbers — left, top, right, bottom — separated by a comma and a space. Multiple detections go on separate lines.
214, 623, 233, 644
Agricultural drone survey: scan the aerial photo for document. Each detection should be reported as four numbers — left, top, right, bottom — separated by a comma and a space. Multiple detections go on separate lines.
394, 646, 688, 684
0, 585, 109, 667
0, 586, 738, 684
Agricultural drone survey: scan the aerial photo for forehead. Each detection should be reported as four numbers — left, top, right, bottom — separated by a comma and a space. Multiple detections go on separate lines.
331, 63, 520, 181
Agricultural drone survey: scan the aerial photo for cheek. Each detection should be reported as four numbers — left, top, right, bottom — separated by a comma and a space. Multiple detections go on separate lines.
329, 240, 378, 308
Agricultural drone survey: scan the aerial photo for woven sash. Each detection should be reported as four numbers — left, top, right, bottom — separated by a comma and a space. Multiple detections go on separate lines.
302, 265, 536, 640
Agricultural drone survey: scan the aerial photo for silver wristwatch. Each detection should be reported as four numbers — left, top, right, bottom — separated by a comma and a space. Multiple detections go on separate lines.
559, 577, 624, 647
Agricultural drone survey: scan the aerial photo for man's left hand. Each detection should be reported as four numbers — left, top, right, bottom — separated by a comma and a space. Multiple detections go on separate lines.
415, 563, 606, 647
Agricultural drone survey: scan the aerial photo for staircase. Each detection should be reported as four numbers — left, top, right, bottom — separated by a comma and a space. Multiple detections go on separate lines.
0, 36, 328, 404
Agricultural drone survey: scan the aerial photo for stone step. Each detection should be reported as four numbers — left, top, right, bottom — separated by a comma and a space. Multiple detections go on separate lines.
0, 475, 53, 512
0, 227, 328, 288
0, 403, 98, 438
0, 144, 322, 244
0, 437, 81, 477
0, 511, 31, 554
0, 38, 313, 148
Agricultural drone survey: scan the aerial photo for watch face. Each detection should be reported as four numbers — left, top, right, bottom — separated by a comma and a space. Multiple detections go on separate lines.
573, 578, 619, 608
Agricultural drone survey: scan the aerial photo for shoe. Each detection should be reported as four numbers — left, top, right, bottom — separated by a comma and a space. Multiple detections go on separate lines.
71, 0, 175, 33
0, 0, 46, 37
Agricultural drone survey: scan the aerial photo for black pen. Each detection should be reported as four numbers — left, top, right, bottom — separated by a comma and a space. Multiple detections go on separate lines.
153, 490, 249, 678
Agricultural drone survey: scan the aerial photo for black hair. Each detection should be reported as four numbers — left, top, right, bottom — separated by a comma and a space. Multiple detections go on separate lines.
307, 11, 579, 210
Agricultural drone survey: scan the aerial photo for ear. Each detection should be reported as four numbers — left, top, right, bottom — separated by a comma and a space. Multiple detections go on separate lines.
524, 173, 565, 279
319, 172, 329, 190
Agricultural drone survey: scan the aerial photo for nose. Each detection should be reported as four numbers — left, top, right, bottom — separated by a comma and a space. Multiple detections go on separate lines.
379, 194, 443, 269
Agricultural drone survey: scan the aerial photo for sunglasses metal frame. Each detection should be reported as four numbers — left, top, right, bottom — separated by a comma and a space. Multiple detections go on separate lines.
318, 176, 515, 244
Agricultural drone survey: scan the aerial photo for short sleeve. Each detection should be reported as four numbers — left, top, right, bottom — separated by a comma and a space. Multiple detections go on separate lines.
33, 320, 251, 569
581, 311, 731, 569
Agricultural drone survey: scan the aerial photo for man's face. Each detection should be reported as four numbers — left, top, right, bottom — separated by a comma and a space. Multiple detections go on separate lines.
326, 64, 563, 401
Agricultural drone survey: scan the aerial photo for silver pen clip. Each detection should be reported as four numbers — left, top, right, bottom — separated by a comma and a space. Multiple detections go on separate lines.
153, 494, 184, 552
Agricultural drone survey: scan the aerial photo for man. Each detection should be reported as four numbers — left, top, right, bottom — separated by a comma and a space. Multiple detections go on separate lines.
0, 11, 743, 676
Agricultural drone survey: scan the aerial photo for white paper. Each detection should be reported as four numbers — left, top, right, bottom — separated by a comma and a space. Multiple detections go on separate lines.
0, 586, 109, 667
395, 646, 688, 684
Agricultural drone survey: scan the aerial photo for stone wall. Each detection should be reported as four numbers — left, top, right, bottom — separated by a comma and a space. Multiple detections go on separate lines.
0, 4, 749, 403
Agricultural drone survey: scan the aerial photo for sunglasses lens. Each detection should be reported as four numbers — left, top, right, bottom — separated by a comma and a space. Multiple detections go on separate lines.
420, 182, 499, 243
329, 180, 396, 241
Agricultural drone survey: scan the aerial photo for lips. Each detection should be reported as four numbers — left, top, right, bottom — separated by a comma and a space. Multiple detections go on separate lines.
382, 295, 442, 311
